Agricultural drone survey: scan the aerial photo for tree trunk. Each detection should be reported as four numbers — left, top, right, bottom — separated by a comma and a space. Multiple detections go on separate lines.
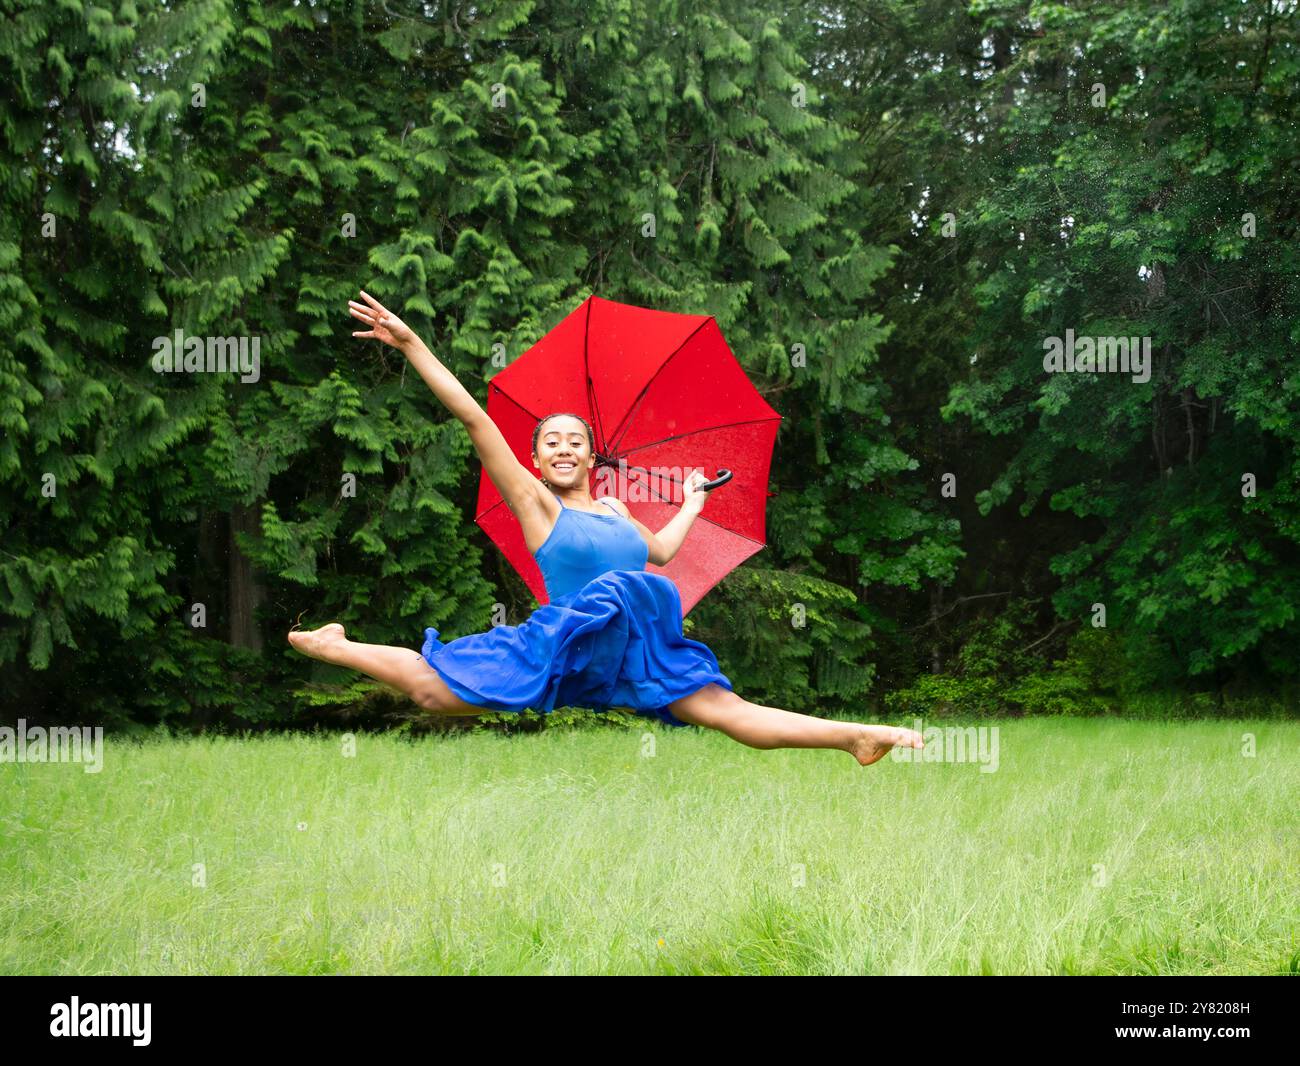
196, 508, 222, 613
928, 581, 944, 674
228, 502, 266, 652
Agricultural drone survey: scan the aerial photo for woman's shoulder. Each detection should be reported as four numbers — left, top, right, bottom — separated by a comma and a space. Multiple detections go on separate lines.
596, 495, 630, 518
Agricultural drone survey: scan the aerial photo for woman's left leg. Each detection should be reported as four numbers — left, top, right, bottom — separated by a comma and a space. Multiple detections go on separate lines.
667, 683, 923, 766
287, 623, 483, 715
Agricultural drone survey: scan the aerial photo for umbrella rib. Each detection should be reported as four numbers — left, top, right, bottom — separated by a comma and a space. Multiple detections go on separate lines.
492, 384, 544, 426
611, 415, 782, 464
474, 495, 515, 525
605, 317, 713, 456
489, 390, 776, 516
583, 295, 611, 453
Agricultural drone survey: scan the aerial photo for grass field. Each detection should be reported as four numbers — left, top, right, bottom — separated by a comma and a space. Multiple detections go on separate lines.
2, 717, 1296, 975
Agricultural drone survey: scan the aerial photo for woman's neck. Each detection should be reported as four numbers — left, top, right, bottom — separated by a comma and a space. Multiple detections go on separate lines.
552, 486, 595, 509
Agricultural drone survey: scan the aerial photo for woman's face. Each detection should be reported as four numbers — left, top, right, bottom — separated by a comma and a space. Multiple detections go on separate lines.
534, 417, 593, 488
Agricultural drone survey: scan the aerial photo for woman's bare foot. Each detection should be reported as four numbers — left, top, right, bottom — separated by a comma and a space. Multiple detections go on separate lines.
849, 724, 924, 767
287, 622, 349, 665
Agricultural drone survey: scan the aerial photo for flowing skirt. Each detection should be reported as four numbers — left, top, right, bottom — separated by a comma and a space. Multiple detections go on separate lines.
421, 569, 732, 727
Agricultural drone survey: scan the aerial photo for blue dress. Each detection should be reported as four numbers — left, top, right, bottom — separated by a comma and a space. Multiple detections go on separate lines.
421, 493, 733, 727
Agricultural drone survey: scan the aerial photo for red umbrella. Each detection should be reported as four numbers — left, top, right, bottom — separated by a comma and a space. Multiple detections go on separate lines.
475, 294, 781, 616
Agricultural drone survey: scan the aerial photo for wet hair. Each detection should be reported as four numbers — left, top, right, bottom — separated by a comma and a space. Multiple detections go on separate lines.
532, 412, 596, 487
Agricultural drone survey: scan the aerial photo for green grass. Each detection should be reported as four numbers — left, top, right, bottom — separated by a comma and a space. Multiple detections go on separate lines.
2, 718, 1296, 974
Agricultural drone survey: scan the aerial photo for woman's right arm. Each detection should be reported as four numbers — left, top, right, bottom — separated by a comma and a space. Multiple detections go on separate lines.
348, 291, 543, 514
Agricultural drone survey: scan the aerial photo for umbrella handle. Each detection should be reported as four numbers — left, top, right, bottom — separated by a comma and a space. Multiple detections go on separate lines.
696, 468, 733, 493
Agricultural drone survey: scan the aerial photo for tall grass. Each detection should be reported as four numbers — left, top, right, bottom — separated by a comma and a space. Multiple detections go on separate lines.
1, 718, 1296, 974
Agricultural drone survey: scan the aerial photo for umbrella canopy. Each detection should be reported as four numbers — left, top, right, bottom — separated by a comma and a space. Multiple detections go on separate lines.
476, 294, 781, 616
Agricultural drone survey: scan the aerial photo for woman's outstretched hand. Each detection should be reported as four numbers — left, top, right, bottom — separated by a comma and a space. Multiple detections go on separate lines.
348, 290, 415, 350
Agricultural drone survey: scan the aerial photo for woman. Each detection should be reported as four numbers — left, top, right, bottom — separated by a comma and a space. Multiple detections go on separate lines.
287, 290, 923, 766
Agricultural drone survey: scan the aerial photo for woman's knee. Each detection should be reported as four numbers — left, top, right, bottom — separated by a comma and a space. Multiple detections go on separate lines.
669, 683, 743, 727
411, 670, 482, 716
410, 678, 445, 711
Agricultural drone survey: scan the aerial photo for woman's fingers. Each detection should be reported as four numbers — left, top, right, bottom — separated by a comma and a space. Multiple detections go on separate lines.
349, 303, 396, 333
349, 308, 391, 336
357, 289, 389, 316
350, 293, 403, 344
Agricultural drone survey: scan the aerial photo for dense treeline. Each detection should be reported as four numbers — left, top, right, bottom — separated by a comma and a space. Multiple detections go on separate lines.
1, 0, 1295, 728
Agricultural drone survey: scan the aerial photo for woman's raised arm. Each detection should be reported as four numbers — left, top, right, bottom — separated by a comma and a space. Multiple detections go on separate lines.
348, 291, 542, 512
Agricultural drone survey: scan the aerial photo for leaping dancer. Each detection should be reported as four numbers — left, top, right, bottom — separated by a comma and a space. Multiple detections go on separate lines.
287, 291, 924, 766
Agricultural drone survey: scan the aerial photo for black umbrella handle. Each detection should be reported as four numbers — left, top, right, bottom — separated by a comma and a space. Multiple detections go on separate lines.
696, 468, 733, 493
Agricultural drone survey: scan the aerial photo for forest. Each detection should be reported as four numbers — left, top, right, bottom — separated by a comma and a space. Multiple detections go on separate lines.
2, 0, 1296, 727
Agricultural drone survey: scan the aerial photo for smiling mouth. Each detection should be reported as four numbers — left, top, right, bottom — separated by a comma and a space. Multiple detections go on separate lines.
552, 462, 576, 471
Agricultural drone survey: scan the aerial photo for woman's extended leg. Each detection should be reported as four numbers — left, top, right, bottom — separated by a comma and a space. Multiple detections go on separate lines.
287, 624, 482, 716
667, 683, 923, 766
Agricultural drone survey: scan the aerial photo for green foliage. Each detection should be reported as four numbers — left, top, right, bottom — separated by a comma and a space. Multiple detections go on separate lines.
889, 620, 1153, 718
1, 0, 936, 726
689, 566, 879, 712
3, 0, 1295, 728
936, 0, 1300, 691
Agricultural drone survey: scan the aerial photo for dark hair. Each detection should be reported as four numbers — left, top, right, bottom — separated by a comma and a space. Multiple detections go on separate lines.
532, 412, 596, 487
